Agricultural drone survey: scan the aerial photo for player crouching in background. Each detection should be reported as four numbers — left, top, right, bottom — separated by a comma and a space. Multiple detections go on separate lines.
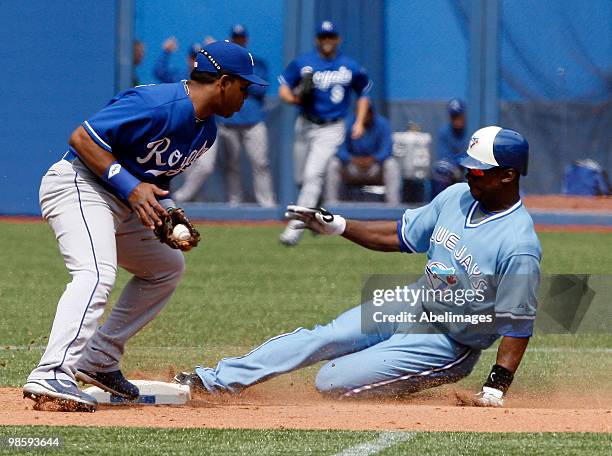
175, 126, 540, 406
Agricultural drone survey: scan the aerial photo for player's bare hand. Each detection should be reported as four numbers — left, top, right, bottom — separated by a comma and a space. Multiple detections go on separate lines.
128, 183, 169, 229
163, 36, 178, 53
351, 121, 366, 140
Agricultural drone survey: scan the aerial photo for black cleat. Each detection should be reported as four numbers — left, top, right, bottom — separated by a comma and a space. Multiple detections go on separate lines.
76, 369, 139, 400
173, 371, 205, 392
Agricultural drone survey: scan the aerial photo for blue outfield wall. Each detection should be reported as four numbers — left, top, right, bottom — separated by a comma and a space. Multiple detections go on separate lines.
1, 0, 609, 216
0, 1, 117, 215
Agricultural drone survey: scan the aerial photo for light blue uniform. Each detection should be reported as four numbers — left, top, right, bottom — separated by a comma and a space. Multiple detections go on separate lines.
195, 183, 541, 397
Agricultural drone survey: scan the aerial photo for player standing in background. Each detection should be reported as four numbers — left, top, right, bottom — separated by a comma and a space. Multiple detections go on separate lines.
23, 41, 268, 412
174, 25, 276, 207
432, 98, 468, 196
176, 127, 540, 407
278, 20, 372, 246
153, 36, 209, 83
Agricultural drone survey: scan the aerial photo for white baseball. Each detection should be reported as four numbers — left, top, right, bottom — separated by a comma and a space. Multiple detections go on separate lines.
172, 224, 191, 241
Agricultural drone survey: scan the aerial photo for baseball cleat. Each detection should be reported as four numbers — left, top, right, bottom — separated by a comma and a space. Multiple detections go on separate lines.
173, 371, 205, 392
23, 379, 98, 412
279, 221, 304, 246
76, 369, 139, 400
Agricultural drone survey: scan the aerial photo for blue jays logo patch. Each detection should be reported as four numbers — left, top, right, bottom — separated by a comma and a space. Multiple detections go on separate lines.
425, 262, 458, 290
469, 137, 479, 149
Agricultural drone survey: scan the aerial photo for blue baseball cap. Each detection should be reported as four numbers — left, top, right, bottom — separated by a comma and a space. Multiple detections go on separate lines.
457, 126, 529, 176
448, 98, 465, 116
230, 24, 248, 38
316, 20, 339, 36
194, 40, 268, 86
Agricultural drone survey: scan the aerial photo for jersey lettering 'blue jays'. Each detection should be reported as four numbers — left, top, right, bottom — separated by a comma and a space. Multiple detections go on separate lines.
397, 183, 542, 349
279, 52, 372, 121
78, 81, 217, 191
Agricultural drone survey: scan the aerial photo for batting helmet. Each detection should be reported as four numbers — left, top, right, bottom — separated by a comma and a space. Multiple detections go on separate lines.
457, 126, 529, 176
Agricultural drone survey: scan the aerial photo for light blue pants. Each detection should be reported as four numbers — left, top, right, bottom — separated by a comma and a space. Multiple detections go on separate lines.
196, 304, 481, 397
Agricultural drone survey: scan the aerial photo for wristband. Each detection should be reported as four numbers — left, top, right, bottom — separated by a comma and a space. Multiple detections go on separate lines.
101, 161, 141, 201
334, 215, 347, 235
483, 364, 514, 393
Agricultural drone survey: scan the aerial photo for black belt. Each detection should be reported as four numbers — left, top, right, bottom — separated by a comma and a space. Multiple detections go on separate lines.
301, 113, 342, 125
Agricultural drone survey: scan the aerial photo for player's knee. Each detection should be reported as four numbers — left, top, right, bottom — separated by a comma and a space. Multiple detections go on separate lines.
159, 251, 185, 283
70, 265, 117, 300
315, 361, 347, 396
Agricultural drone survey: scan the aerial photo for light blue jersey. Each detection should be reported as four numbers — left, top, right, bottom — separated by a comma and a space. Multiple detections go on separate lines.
188, 183, 541, 397
398, 183, 541, 348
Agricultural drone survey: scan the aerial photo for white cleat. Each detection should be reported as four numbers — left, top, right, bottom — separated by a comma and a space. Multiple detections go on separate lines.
23, 379, 98, 412
279, 221, 304, 246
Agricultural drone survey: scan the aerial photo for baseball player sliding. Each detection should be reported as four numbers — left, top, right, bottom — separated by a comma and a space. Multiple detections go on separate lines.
176, 127, 540, 406
23, 41, 268, 412
279, 20, 373, 246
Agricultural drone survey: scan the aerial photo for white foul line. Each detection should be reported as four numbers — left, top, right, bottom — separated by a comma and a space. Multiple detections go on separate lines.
333, 431, 415, 456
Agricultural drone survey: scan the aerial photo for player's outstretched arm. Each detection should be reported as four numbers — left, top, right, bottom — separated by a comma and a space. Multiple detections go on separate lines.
285, 206, 400, 252
342, 220, 400, 252
69, 126, 168, 229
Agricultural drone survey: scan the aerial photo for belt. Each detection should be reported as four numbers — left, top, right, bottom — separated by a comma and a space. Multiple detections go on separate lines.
301, 112, 342, 125
62, 150, 80, 162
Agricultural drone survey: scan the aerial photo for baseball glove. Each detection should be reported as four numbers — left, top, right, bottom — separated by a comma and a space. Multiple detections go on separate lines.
154, 207, 201, 251
295, 72, 315, 107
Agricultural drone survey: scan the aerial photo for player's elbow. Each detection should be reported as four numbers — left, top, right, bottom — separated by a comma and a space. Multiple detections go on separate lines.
68, 126, 88, 150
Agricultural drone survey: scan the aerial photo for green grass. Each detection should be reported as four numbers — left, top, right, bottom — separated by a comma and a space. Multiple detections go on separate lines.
0, 222, 610, 454
0, 427, 609, 456
1, 223, 610, 390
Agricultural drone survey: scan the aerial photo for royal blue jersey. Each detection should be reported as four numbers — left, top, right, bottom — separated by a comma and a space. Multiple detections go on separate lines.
436, 124, 468, 165
279, 51, 372, 121
397, 183, 542, 349
336, 113, 393, 163
153, 50, 189, 83
76, 81, 216, 191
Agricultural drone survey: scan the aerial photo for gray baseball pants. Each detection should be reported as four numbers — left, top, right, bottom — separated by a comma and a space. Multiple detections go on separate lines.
325, 157, 402, 204
173, 122, 275, 206
293, 116, 345, 207
28, 158, 184, 383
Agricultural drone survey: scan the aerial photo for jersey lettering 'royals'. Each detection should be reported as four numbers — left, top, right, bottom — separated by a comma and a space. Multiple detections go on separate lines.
77, 81, 216, 191
279, 52, 372, 121
137, 137, 211, 177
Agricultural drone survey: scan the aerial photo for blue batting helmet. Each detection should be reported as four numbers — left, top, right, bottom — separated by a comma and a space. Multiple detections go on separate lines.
457, 126, 529, 176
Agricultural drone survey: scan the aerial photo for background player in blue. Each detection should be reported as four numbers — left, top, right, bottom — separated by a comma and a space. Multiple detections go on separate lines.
432, 98, 469, 196
23, 41, 268, 412
174, 25, 276, 207
278, 20, 373, 246
175, 126, 540, 406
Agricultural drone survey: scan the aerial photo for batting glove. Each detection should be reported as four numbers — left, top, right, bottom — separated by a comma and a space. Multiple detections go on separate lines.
474, 386, 504, 407
285, 205, 346, 235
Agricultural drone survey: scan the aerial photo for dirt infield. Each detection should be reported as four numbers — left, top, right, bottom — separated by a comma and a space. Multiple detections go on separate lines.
2, 384, 610, 433
523, 195, 612, 212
